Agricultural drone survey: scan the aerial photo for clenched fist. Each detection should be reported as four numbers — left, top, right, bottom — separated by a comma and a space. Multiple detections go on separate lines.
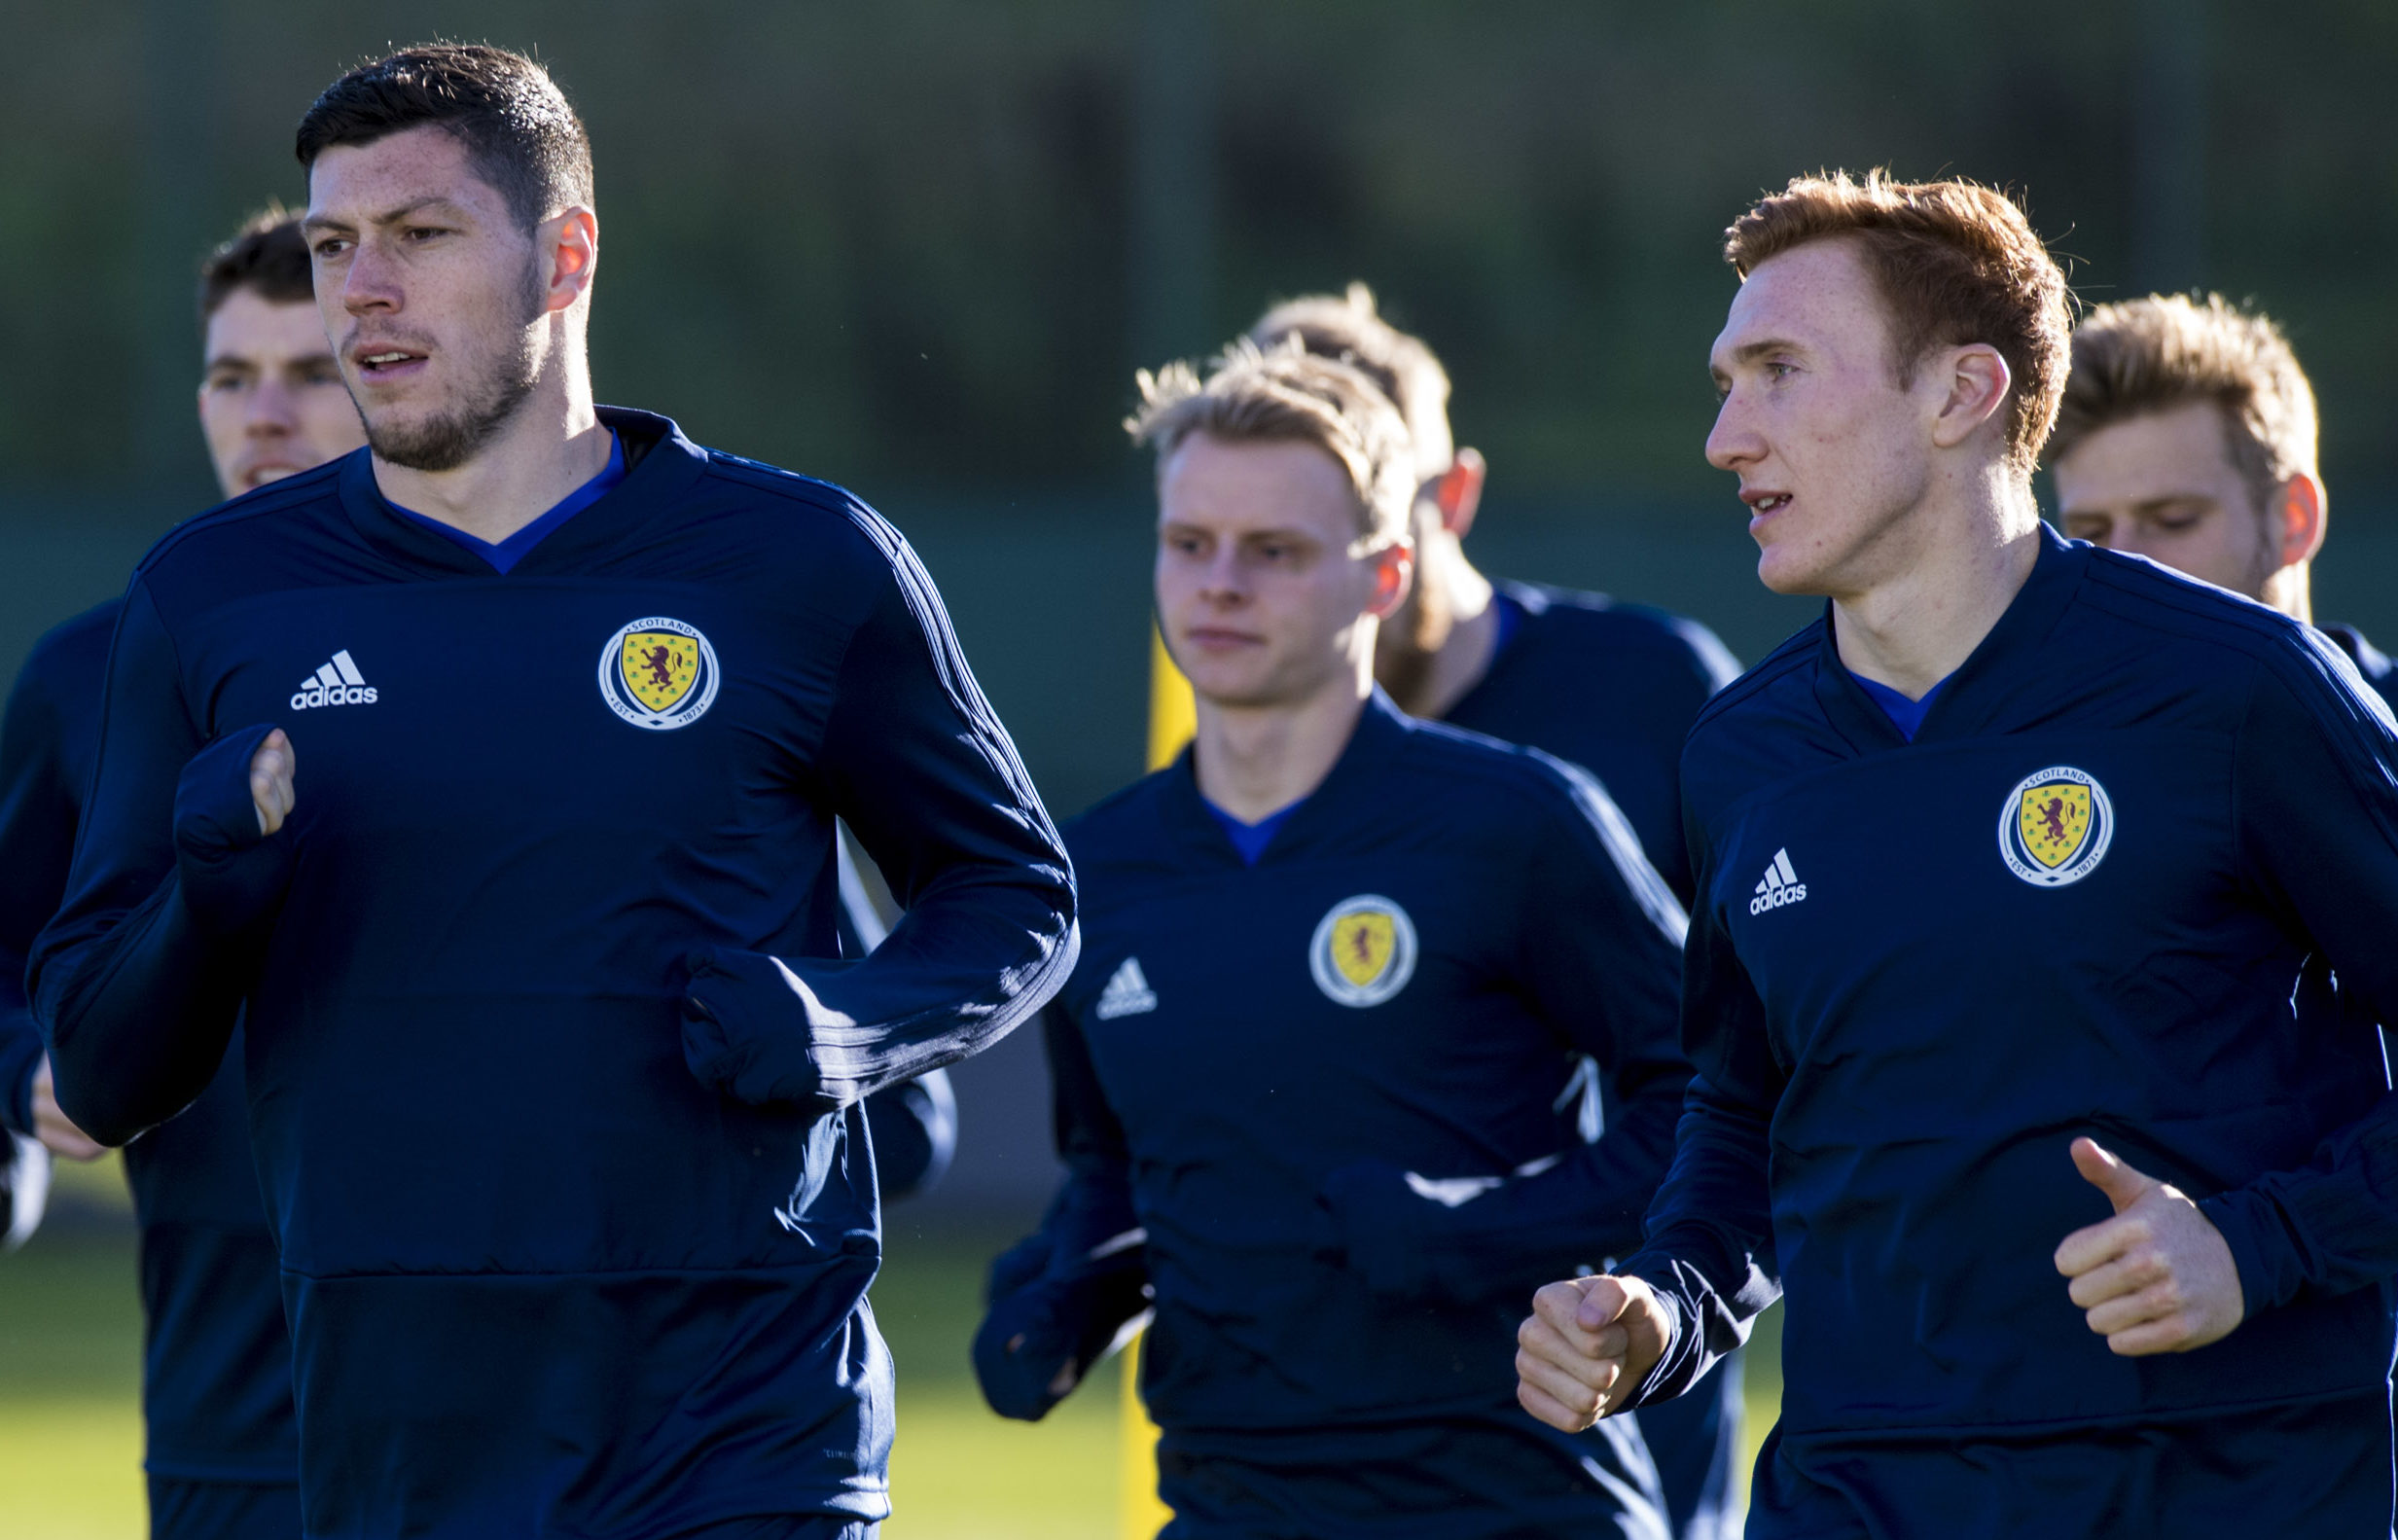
1515, 1273, 1671, 1431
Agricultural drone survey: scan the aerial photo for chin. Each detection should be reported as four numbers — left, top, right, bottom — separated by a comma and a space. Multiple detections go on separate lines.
1754, 545, 1835, 598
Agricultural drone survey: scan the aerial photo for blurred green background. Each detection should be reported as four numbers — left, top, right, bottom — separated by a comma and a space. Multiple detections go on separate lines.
2, 0, 2393, 1533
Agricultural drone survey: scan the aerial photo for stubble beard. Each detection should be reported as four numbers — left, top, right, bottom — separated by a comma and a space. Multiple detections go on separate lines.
362, 263, 546, 474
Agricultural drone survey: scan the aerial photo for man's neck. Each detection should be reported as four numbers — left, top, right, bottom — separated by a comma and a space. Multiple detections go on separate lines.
1383, 540, 1499, 719
2262, 560, 2313, 626
373, 372, 609, 546
1192, 670, 1370, 823
1830, 474, 2044, 699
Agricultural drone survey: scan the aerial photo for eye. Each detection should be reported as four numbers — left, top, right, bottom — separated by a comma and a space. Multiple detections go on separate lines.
402, 224, 450, 243
303, 364, 344, 388
2151, 510, 2202, 533
311, 236, 351, 260
1765, 360, 1798, 381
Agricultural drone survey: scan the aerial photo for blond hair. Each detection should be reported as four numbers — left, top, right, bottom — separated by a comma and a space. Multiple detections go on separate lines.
2048, 293, 2318, 515
1246, 284, 1454, 478
1126, 340, 1416, 550
1726, 169, 2072, 475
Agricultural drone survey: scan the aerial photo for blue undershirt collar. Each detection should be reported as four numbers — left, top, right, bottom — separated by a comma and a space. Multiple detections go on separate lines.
1488, 590, 1524, 659
1853, 671, 1951, 741
1202, 796, 1305, 866
386, 431, 626, 574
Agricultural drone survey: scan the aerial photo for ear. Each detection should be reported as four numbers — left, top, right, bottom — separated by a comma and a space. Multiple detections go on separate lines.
1927, 343, 2012, 451
1430, 448, 1487, 539
1365, 539, 1414, 621
541, 206, 599, 315
2272, 472, 2326, 567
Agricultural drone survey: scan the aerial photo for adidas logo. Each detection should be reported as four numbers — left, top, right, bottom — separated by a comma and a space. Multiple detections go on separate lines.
1748, 848, 1807, 915
1093, 956, 1158, 1021
289, 650, 378, 711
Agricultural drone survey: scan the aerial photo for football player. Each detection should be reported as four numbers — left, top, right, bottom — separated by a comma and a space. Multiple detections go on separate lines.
1516, 172, 2398, 1536
2048, 291, 2394, 709
976, 341, 1692, 1538
1248, 285, 1739, 906
0, 209, 360, 1538
1250, 286, 1745, 1539
32, 45, 1073, 1540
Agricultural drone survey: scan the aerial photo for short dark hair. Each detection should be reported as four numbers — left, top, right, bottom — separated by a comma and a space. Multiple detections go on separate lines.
295, 44, 592, 233
198, 209, 313, 324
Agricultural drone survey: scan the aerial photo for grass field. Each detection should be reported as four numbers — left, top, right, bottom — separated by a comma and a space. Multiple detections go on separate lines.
1, 1173, 1779, 1538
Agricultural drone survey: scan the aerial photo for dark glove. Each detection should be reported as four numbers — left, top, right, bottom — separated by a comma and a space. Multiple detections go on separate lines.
971, 1249, 1149, 1422
173, 724, 296, 935
680, 947, 831, 1106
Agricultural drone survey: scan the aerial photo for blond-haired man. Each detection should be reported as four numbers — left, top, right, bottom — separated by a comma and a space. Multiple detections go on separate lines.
977, 343, 1693, 1537
1517, 172, 2398, 1536
2049, 292, 2394, 706
1248, 286, 1742, 1538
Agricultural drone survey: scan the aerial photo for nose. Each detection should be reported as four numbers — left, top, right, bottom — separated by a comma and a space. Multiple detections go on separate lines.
246, 376, 300, 437
1196, 545, 1248, 607
1704, 387, 1763, 475
342, 237, 400, 317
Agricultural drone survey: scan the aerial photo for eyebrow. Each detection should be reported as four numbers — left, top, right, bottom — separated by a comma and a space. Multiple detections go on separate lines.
301, 196, 465, 235
202, 350, 340, 375
1709, 337, 1807, 388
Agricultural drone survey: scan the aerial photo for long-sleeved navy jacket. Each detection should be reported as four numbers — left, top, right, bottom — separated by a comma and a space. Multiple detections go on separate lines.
0, 599, 301, 1486
1444, 581, 1739, 907
1431, 581, 1745, 1540
1620, 528, 2398, 1537
31, 409, 1077, 1537
983, 697, 1689, 1443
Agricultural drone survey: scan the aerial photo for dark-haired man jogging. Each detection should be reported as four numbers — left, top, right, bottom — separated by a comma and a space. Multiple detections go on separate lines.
976, 343, 1692, 1538
1517, 173, 2398, 1537
34, 45, 1074, 1540
0, 208, 361, 1538
1250, 285, 1744, 1540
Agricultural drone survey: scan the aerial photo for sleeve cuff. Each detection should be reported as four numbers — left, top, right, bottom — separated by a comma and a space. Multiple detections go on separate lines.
2198, 1189, 2286, 1319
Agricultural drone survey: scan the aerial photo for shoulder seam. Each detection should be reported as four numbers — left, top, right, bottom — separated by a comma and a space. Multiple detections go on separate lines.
1687, 627, 1820, 736
135, 465, 345, 575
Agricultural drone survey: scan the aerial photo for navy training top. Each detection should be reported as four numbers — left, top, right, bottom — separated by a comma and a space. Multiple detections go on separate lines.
1442, 582, 1739, 906
1427, 581, 1746, 1540
0, 601, 298, 1484
1000, 696, 1690, 1442
1621, 528, 2398, 1536
31, 408, 1078, 1538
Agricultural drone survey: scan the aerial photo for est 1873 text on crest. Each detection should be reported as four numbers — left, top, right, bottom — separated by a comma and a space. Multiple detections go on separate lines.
1997, 765, 2114, 887
598, 616, 720, 731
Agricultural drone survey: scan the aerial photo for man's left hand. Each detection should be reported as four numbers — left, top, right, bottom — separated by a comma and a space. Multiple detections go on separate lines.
2054, 1136, 2242, 1356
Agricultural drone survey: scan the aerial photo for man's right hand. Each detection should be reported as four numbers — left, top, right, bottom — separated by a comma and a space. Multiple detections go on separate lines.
1516, 1273, 1671, 1431
250, 729, 296, 837
30, 1057, 103, 1162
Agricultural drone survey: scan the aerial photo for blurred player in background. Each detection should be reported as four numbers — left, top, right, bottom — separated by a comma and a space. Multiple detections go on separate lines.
977, 342, 1693, 1538
1250, 285, 1744, 1539
2048, 292, 2395, 708
1248, 285, 1739, 906
1516, 170, 2398, 1536
0, 210, 361, 1539
33, 44, 1073, 1539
